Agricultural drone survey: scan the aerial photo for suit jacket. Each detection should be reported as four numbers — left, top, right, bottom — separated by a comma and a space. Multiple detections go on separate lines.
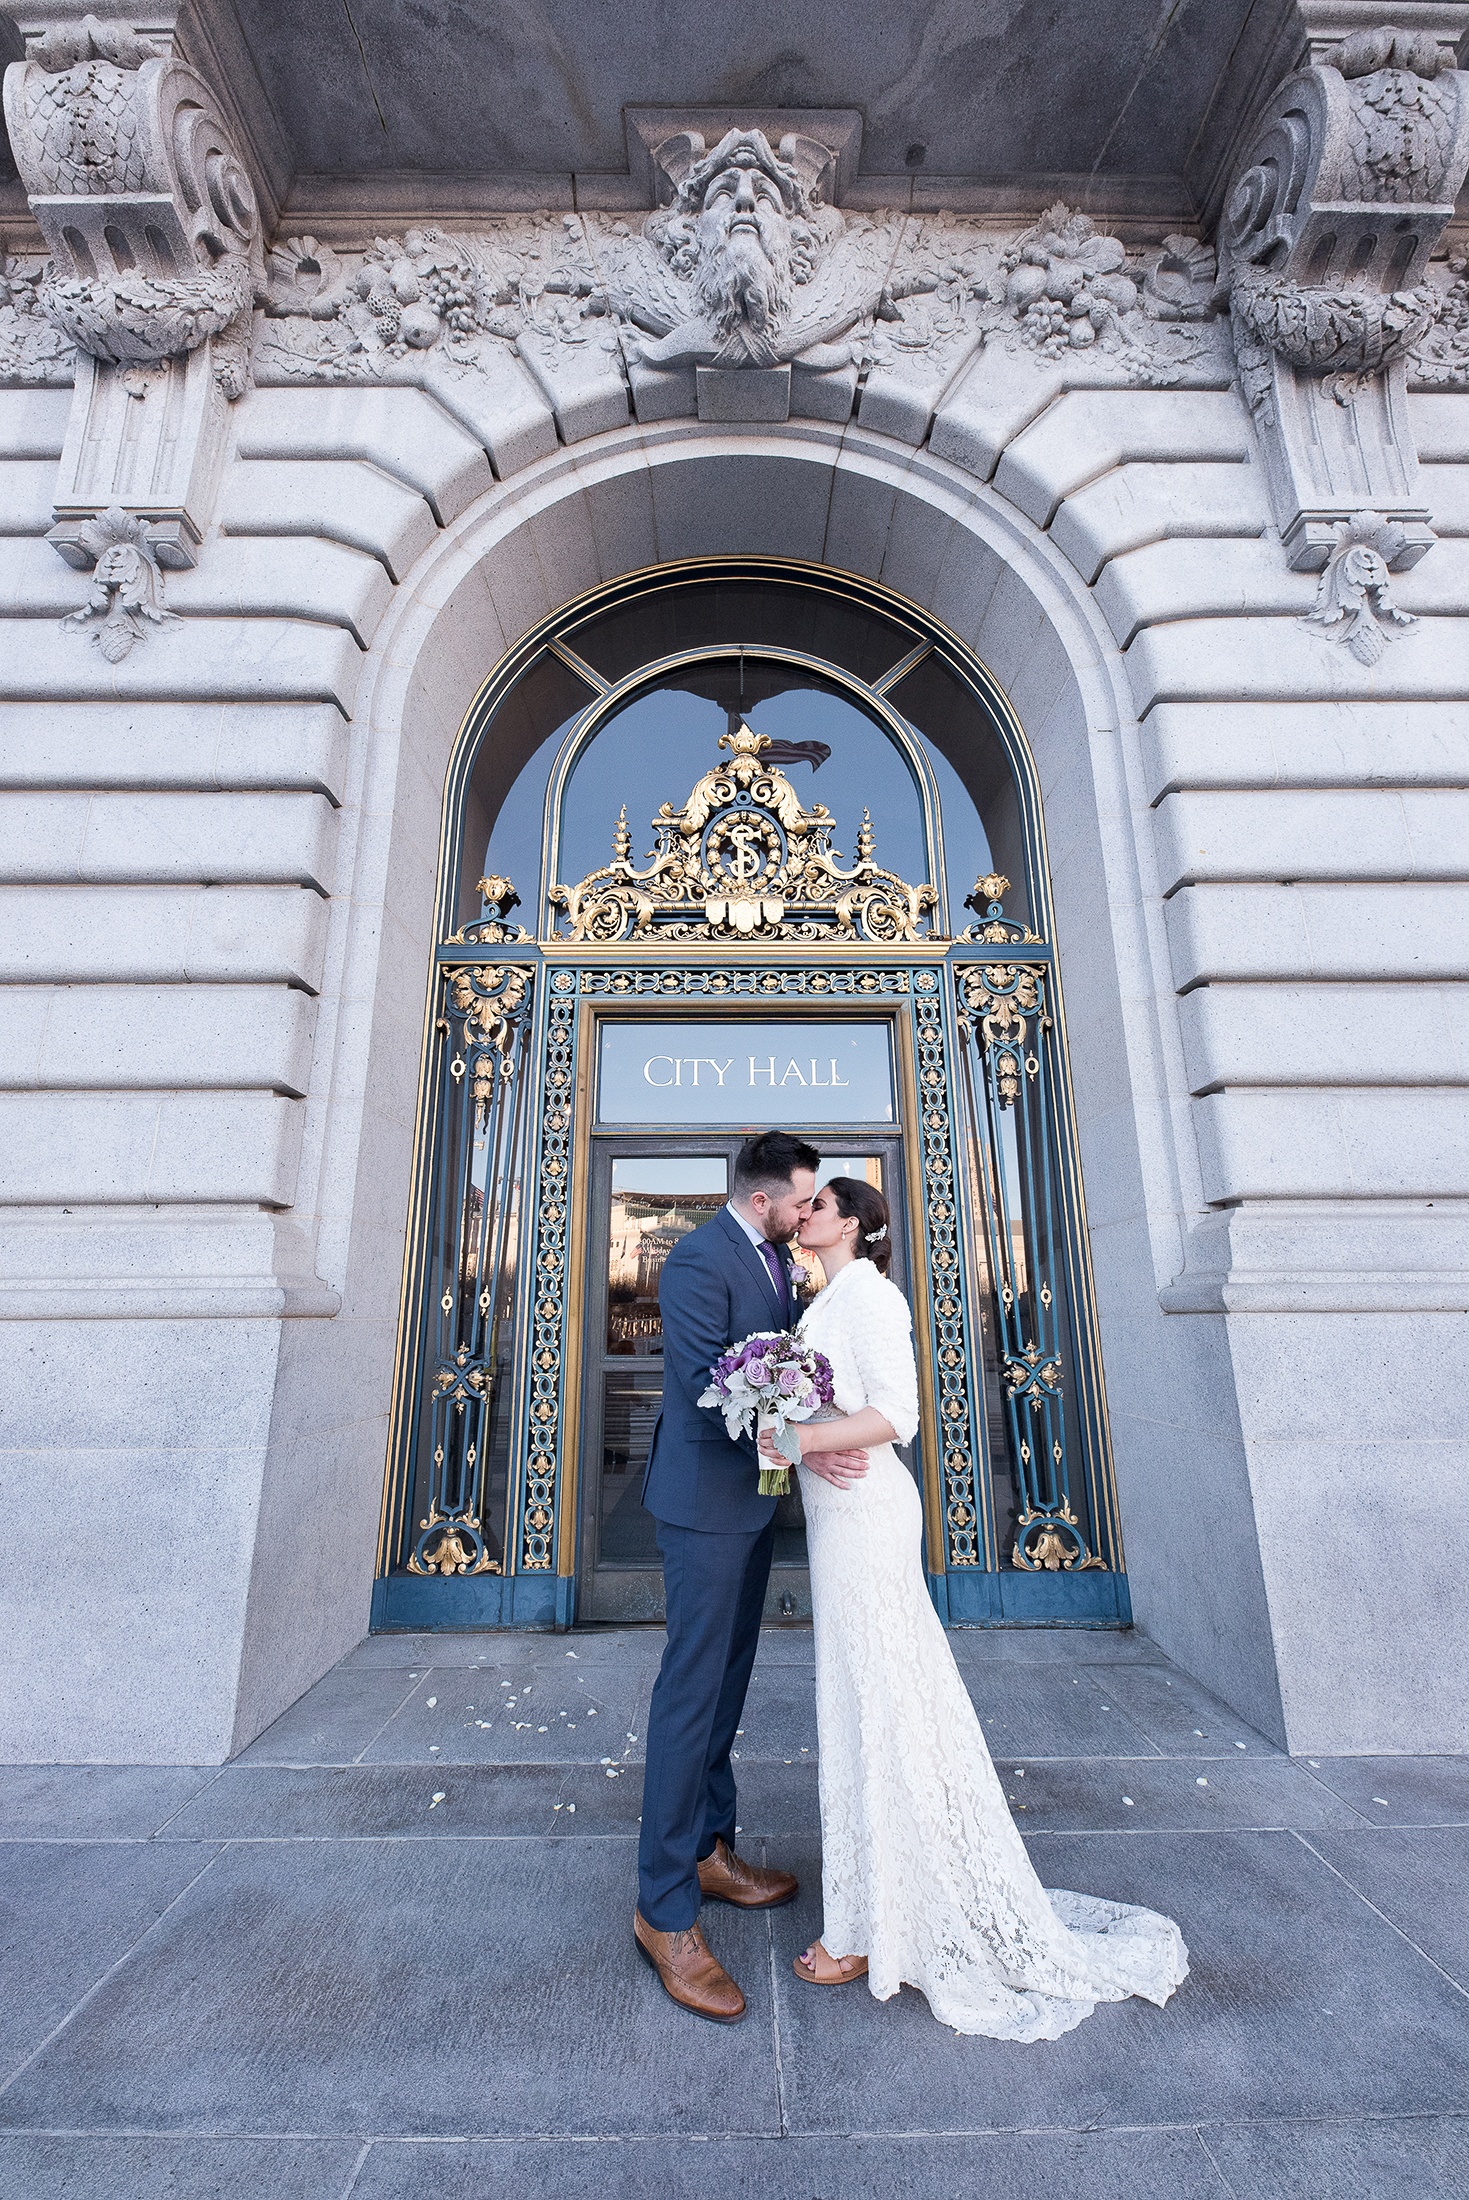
640, 1206, 799, 1534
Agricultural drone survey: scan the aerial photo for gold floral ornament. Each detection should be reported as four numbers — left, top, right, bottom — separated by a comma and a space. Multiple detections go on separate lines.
957, 963, 1048, 1105
958, 872, 1039, 945
407, 1496, 499, 1577
549, 721, 939, 944
1013, 1497, 1106, 1573
449, 874, 533, 946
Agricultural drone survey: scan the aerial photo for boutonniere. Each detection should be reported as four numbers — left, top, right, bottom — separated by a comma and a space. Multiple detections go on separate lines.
788, 1258, 817, 1304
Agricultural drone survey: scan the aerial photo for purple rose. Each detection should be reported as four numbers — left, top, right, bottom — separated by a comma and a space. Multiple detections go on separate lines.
777, 1365, 802, 1394
746, 1359, 768, 1387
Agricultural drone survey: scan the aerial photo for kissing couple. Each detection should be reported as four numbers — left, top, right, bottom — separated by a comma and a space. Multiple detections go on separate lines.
634, 1129, 1188, 2039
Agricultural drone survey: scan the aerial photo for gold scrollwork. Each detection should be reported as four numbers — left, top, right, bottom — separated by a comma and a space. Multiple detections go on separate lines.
957, 873, 1041, 946
518, 994, 577, 1570
407, 1497, 501, 1576
913, 991, 984, 1568
549, 722, 939, 945
957, 962, 1050, 1106
1012, 1498, 1107, 1574
1002, 1341, 1064, 1409
447, 873, 535, 947
448, 963, 532, 1110
575, 964, 913, 999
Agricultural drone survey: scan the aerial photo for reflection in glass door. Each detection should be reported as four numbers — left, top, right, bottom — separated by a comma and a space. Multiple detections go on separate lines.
578, 1139, 907, 1623
582, 1152, 728, 1620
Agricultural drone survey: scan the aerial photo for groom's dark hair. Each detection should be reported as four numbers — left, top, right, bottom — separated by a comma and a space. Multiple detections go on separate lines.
734, 1131, 820, 1197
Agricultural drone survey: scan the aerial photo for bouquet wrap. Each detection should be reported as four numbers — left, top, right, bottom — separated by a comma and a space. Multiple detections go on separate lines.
698, 1328, 837, 1497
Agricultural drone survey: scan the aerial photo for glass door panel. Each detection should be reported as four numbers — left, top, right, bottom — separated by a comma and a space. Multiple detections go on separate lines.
579, 1133, 910, 1624
581, 1150, 728, 1619
607, 1155, 729, 1353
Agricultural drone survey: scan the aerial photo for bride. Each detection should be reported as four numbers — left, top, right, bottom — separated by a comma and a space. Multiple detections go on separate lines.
757, 1175, 1189, 2041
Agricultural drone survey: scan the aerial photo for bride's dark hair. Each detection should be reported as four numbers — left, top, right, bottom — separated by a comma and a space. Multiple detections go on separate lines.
825, 1176, 892, 1277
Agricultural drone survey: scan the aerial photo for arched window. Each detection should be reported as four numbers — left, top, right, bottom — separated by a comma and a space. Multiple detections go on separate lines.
378, 565, 1124, 1633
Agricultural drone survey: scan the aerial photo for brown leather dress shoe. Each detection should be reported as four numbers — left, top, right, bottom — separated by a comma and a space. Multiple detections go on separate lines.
697, 1834, 799, 1909
634, 1910, 746, 2023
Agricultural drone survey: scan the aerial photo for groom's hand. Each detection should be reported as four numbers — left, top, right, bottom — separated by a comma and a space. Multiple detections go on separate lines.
803, 1448, 869, 1490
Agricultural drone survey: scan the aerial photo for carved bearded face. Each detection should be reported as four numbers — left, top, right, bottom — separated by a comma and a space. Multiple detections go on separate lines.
692, 152, 795, 338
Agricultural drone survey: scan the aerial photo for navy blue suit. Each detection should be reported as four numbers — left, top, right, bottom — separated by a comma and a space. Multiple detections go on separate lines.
637, 1207, 798, 1929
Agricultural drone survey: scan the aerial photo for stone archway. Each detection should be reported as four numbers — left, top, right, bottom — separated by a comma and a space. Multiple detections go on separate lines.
232, 418, 1277, 1753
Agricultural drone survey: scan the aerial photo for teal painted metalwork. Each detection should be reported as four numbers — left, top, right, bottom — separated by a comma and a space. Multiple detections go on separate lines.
954, 955, 1110, 1576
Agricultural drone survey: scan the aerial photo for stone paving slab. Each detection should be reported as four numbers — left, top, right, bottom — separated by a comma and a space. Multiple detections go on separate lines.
1298, 1754, 1469, 1826
337, 1630, 670, 1669
946, 1625, 1171, 1663
1302, 1825, 1469, 1990
982, 1754, 1369, 1832
966, 1669, 1163, 1759
348, 2127, 1228, 2199
1069, 1660, 1277, 1756
1198, 2113, 1469, 2197
156, 1762, 647, 1842
232, 1668, 424, 1767
0, 1838, 783, 2139
358, 1662, 649, 1769
149, 1751, 1365, 1845
0, 1764, 217, 1840
4, 1625, 1467, 2200
773, 1828, 1469, 2133
0, 2136, 366, 2200
0, 1841, 221, 2082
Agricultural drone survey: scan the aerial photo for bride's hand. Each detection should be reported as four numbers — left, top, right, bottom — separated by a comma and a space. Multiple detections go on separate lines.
757, 1426, 791, 1465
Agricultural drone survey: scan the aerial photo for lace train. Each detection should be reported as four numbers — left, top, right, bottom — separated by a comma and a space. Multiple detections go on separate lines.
798, 1261, 1188, 2041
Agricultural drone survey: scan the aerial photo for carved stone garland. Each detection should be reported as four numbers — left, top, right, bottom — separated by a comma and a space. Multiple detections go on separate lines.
549, 721, 939, 945
257, 124, 1222, 428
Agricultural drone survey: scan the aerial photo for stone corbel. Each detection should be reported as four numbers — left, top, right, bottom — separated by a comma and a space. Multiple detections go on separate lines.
1216, 21, 1469, 571
1, 3, 266, 578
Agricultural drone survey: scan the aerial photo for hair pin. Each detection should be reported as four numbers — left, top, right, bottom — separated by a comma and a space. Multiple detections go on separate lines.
865, 1224, 887, 1243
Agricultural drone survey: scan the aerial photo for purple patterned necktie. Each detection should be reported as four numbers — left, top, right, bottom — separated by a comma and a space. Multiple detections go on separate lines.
759, 1240, 789, 1321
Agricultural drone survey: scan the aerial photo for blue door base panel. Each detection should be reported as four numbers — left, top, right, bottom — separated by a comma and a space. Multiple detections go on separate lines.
372, 1570, 1129, 1632
372, 1574, 563, 1632
937, 1568, 1131, 1625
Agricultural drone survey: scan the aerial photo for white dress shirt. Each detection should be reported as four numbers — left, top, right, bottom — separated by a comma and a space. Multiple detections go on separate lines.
725, 1200, 789, 1315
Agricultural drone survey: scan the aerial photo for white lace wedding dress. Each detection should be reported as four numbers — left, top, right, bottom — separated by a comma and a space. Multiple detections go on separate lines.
796, 1256, 1188, 2040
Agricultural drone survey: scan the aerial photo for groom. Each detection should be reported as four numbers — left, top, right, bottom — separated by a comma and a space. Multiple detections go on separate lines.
635, 1130, 864, 2021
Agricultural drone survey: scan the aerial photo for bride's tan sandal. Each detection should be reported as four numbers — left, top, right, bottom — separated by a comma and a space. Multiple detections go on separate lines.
793, 1940, 868, 1984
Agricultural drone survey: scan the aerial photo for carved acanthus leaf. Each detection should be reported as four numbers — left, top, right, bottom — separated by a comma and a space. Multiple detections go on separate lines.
58, 504, 179, 661
1302, 511, 1417, 665
0, 255, 75, 384
1232, 263, 1439, 407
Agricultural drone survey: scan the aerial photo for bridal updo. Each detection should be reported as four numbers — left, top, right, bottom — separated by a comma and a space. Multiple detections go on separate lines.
825, 1177, 893, 1277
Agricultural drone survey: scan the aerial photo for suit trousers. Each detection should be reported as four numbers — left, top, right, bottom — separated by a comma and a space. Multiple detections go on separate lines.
636, 1514, 775, 1930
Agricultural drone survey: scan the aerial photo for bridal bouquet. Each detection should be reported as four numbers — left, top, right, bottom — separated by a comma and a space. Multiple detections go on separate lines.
699, 1331, 837, 1497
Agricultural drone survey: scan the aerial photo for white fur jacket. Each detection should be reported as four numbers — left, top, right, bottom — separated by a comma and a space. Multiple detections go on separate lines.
797, 1256, 920, 1446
